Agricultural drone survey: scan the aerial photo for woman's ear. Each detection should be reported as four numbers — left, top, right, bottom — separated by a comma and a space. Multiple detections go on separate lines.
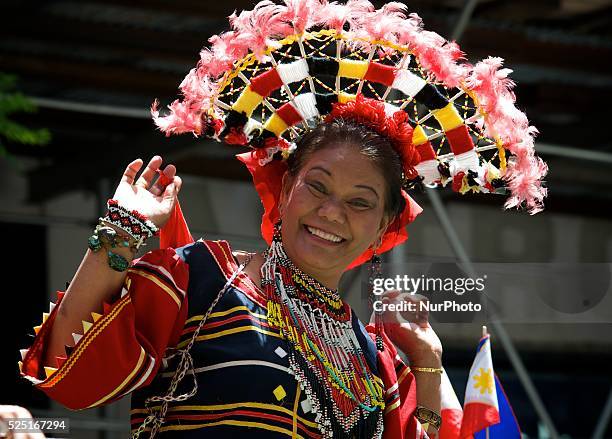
374, 213, 391, 248
279, 171, 292, 215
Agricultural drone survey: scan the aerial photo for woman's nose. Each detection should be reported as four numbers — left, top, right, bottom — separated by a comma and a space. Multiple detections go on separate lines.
317, 197, 346, 224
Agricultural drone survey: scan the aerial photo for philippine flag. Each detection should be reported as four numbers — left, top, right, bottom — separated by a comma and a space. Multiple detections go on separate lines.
460, 334, 500, 437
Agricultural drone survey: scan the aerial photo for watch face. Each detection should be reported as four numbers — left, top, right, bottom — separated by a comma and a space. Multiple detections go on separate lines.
416, 406, 441, 427
417, 407, 430, 420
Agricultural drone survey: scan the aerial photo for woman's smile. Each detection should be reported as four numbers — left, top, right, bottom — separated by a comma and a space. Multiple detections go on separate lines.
303, 224, 347, 245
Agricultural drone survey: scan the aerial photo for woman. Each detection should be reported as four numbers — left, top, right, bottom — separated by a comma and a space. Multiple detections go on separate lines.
20, 105, 444, 438
20, 0, 547, 437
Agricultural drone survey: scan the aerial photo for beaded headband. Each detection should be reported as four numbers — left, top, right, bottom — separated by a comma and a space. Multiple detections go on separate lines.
152, 0, 548, 266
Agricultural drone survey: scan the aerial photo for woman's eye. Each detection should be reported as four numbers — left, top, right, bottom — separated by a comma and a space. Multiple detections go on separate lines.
308, 182, 326, 194
349, 200, 371, 209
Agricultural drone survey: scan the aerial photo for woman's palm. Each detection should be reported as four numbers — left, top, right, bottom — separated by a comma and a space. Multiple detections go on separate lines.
112, 156, 182, 229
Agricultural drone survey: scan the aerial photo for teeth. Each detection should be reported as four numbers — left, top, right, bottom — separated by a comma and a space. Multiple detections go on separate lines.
20, 349, 28, 360
42, 312, 50, 323
306, 226, 343, 243
72, 333, 82, 344
49, 302, 56, 313
91, 312, 102, 322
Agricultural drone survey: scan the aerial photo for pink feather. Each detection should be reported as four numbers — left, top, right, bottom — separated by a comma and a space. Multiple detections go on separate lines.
151, 99, 204, 137
397, 13, 467, 87
466, 57, 547, 213
316, 0, 372, 32
229, 1, 292, 59
178, 68, 217, 103
356, 2, 407, 43
205, 31, 250, 78
280, 0, 321, 34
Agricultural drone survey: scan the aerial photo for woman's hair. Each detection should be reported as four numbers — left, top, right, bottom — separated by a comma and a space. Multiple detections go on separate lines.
286, 118, 406, 227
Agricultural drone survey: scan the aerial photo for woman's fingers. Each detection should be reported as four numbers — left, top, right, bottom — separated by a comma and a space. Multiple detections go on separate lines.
398, 293, 430, 328
134, 156, 162, 189
379, 292, 430, 329
382, 289, 401, 300
120, 158, 143, 185
151, 164, 176, 196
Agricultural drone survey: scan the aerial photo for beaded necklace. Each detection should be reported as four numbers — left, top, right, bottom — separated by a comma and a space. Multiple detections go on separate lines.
261, 221, 385, 438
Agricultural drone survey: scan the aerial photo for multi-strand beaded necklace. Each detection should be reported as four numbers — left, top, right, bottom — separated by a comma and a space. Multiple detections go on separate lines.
261, 222, 385, 438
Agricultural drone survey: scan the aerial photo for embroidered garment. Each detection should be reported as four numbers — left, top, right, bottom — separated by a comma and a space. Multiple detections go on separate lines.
20, 240, 426, 438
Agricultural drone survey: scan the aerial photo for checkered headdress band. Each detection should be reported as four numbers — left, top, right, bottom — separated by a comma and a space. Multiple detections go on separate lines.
152, 0, 547, 214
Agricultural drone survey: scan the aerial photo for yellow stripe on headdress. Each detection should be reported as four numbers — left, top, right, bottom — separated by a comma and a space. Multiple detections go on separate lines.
338, 92, 356, 104
432, 103, 463, 132
232, 86, 264, 117
338, 59, 368, 80
263, 113, 289, 136
412, 125, 428, 146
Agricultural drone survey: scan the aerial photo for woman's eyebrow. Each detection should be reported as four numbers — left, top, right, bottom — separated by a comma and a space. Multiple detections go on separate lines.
309, 166, 332, 176
355, 184, 379, 199
309, 166, 379, 199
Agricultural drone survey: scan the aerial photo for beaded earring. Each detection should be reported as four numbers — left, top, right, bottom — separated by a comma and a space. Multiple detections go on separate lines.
368, 240, 384, 351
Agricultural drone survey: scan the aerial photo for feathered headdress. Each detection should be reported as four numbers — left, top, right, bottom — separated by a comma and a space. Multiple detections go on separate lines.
153, 0, 548, 268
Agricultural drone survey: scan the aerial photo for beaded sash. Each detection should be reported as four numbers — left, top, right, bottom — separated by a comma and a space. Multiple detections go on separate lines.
261, 223, 385, 438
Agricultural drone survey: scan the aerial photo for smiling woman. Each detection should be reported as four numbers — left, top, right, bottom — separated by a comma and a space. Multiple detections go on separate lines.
19, 0, 546, 437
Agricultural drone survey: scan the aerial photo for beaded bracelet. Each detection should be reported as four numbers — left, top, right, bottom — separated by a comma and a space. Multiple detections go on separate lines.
88, 224, 136, 272
101, 199, 159, 250
88, 200, 159, 272
88, 224, 139, 254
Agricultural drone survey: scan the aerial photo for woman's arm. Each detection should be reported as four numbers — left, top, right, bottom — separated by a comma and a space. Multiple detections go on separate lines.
411, 353, 442, 438
21, 245, 190, 410
43, 231, 134, 366
42, 156, 181, 366
380, 291, 444, 437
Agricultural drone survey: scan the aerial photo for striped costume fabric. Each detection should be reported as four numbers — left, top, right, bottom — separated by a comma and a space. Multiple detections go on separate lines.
20, 240, 428, 438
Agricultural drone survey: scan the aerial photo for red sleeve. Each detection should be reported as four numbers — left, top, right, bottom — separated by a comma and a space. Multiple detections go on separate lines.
365, 324, 430, 439
19, 247, 189, 410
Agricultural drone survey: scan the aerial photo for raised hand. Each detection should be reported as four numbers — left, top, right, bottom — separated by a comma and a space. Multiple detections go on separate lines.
112, 155, 183, 229
378, 290, 443, 366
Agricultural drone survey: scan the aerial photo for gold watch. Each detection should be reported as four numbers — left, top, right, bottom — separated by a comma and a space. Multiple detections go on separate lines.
415, 405, 442, 430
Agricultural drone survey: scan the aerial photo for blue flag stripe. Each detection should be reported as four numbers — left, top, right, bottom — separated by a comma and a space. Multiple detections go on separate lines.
474, 374, 521, 439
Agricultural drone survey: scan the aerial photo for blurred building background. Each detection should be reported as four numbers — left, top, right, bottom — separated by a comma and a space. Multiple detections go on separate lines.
1, 0, 611, 437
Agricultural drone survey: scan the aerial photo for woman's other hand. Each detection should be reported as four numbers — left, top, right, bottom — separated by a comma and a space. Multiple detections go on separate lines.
379, 290, 443, 367
112, 155, 183, 229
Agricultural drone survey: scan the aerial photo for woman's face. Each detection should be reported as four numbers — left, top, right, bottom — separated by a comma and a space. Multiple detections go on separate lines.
279, 143, 390, 287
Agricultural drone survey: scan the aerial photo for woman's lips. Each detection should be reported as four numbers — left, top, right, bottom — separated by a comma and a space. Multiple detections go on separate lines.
303, 224, 346, 246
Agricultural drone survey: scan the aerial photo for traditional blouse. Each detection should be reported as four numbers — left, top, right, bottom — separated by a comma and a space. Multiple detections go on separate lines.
19, 239, 427, 438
